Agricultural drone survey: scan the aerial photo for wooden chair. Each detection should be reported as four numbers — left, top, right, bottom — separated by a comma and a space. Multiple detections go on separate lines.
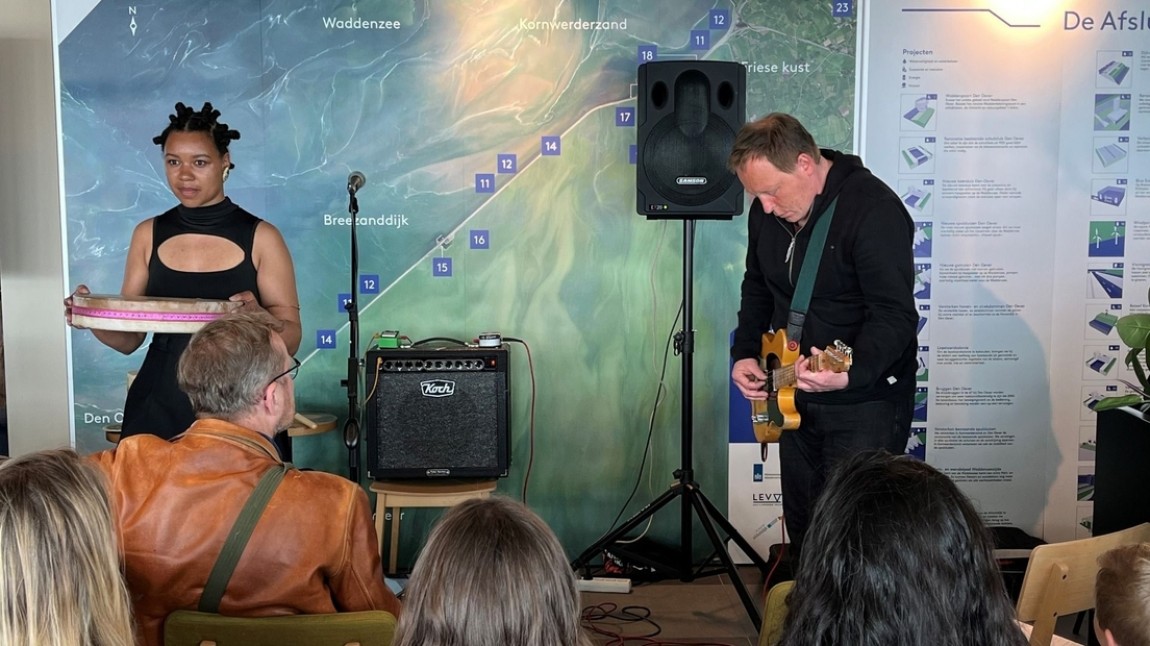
1015, 522, 1150, 646
163, 610, 397, 646
758, 579, 794, 646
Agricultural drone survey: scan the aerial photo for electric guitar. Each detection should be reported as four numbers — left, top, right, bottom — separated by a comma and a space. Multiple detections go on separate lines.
750, 330, 853, 444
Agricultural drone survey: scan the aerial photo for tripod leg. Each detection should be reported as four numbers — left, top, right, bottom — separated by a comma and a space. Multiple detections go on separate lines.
570, 484, 683, 573
693, 485, 772, 571
686, 489, 763, 632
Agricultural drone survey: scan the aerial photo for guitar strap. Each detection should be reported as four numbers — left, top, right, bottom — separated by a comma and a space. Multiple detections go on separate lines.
785, 196, 839, 345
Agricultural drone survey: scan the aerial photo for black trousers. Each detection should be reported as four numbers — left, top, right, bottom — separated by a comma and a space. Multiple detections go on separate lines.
778, 396, 912, 560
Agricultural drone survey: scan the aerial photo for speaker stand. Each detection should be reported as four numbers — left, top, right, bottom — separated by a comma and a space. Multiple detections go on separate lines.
572, 219, 771, 632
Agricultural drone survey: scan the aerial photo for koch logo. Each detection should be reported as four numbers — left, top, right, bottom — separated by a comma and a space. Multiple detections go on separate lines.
753, 464, 763, 482
420, 380, 456, 397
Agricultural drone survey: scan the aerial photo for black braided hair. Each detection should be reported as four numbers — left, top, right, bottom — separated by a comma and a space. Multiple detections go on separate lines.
152, 102, 241, 169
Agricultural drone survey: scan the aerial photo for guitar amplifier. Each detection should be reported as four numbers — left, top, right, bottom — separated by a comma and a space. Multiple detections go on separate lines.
365, 347, 510, 479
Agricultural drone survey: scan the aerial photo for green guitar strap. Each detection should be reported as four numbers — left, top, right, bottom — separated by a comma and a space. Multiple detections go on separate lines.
197, 461, 292, 613
785, 196, 838, 346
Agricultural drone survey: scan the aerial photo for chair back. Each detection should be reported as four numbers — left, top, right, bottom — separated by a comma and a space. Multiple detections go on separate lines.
1015, 522, 1150, 646
163, 609, 397, 646
758, 579, 794, 646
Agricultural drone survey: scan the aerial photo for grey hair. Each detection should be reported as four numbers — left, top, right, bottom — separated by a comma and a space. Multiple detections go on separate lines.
0, 448, 135, 646
177, 310, 285, 420
394, 496, 593, 646
727, 112, 820, 173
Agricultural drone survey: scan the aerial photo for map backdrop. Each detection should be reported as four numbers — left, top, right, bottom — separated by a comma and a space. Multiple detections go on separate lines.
56, 0, 858, 557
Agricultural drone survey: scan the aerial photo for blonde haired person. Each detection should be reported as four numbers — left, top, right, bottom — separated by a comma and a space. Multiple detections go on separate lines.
394, 496, 592, 646
0, 448, 134, 646
1095, 542, 1150, 646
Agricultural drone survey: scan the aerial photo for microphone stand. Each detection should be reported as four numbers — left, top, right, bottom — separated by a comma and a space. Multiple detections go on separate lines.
342, 185, 361, 482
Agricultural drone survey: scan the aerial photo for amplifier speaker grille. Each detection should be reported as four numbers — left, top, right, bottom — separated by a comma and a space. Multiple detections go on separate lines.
365, 348, 509, 479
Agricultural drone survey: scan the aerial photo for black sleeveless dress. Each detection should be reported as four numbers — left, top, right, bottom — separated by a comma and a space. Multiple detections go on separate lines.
119, 198, 261, 441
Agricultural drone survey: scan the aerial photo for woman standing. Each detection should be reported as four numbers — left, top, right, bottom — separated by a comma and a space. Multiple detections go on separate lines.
66, 102, 300, 450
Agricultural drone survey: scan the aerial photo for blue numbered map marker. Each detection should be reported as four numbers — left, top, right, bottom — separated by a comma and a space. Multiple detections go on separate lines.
360, 274, 380, 294
316, 329, 337, 349
433, 257, 453, 277
709, 9, 730, 30
337, 293, 352, 313
475, 173, 495, 193
629, 144, 637, 165
832, 1, 854, 17
470, 229, 490, 250
616, 107, 635, 127
690, 30, 710, 50
497, 153, 517, 174
541, 136, 561, 156
638, 45, 657, 64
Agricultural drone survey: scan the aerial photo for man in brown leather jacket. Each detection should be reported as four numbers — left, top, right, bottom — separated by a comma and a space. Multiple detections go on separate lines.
92, 311, 401, 646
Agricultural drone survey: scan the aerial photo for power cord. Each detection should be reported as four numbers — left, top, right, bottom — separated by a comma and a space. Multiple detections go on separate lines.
607, 301, 683, 534
411, 336, 468, 347
581, 601, 736, 645
503, 337, 536, 504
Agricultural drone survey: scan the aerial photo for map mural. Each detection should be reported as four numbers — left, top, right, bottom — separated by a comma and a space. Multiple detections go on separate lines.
58, 0, 857, 554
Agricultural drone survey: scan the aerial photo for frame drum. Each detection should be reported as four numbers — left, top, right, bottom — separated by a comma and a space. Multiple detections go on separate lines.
71, 294, 241, 333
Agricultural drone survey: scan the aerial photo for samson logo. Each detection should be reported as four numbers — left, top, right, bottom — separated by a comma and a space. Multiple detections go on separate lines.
420, 380, 456, 397
676, 176, 707, 186
425, 468, 452, 477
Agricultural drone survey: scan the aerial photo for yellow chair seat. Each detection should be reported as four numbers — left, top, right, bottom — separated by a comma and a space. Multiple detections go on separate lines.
759, 579, 794, 646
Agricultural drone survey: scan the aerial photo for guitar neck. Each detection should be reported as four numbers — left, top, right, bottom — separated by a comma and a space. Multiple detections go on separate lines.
770, 354, 831, 389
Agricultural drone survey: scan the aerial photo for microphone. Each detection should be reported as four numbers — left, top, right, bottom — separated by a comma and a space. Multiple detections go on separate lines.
347, 171, 366, 195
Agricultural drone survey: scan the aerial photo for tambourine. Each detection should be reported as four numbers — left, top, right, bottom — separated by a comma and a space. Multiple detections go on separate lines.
71, 294, 241, 333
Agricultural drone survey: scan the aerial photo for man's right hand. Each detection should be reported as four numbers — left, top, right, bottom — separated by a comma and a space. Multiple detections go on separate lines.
731, 357, 768, 400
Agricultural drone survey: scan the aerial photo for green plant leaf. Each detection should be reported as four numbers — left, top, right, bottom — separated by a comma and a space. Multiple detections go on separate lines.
1093, 395, 1147, 411
1116, 314, 1150, 350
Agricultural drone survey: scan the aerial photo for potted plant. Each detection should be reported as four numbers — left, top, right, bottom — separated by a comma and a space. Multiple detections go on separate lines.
1094, 288, 1150, 411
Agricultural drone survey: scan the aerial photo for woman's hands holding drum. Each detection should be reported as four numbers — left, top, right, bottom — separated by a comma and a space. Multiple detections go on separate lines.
228, 290, 266, 314
64, 285, 92, 329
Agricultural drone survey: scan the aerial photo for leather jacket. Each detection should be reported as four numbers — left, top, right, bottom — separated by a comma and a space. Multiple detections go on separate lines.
92, 419, 401, 646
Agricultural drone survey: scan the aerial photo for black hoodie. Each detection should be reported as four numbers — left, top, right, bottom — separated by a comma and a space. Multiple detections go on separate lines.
732, 149, 918, 404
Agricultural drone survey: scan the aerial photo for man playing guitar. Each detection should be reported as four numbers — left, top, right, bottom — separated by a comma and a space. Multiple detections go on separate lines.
728, 113, 919, 562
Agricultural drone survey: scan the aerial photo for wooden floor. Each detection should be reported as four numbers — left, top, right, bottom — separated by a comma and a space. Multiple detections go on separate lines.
579, 567, 764, 646
578, 565, 1091, 645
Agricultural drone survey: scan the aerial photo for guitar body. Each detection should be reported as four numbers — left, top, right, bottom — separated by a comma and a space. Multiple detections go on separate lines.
749, 331, 854, 444
751, 330, 801, 444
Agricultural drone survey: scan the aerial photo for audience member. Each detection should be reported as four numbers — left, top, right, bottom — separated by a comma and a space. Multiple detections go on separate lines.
780, 451, 1027, 646
0, 448, 135, 646
1095, 542, 1150, 646
394, 496, 592, 646
92, 310, 400, 646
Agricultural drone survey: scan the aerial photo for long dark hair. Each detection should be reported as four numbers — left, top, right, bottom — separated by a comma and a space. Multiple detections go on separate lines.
780, 452, 1027, 646
152, 101, 240, 168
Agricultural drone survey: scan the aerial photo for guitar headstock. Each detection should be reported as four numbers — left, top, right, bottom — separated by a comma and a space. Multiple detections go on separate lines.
815, 340, 853, 373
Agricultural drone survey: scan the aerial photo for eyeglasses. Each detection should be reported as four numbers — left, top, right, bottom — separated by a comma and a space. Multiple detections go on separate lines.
268, 356, 301, 385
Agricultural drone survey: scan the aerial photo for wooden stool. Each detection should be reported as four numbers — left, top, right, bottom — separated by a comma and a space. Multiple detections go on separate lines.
370, 479, 497, 574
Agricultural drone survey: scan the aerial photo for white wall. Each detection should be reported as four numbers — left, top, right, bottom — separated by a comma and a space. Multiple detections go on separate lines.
0, 0, 73, 454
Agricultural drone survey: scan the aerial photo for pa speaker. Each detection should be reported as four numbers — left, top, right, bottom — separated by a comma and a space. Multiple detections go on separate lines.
636, 60, 746, 219
365, 347, 510, 479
